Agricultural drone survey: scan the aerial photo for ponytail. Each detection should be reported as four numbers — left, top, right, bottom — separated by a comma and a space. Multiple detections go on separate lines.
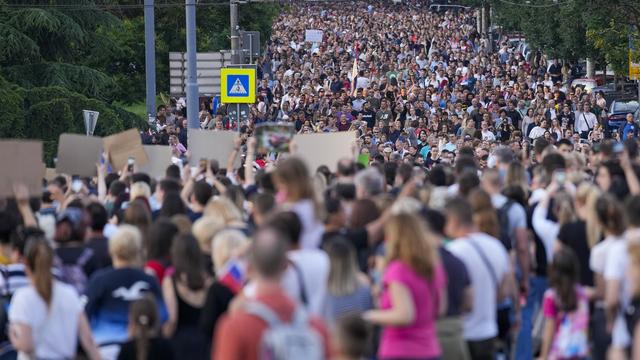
25, 240, 53, 306
129, 295, 159, 360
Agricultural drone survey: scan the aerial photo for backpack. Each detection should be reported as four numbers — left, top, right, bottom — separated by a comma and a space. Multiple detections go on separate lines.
54, 248, 93, 294
244, 301, 324, 360
549, 288, 589, 359
497, 200, 514, 251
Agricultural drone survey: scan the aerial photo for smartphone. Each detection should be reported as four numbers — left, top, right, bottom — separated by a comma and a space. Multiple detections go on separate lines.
71, 179, 83, 193
613, 142, 624, 154
127, 156, 135, 172
554, 170, 566, 185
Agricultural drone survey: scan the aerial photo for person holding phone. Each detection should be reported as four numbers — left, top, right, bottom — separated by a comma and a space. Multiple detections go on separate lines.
169, 135, 186, 157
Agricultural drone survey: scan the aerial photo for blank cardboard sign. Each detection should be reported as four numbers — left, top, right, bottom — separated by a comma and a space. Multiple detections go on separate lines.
0, 140, 44, 197
293, 131, 356, 172
55, 134, 103, 177
138, 145, 172, 180
188, 130, 241, 169
103, 129, 148, 170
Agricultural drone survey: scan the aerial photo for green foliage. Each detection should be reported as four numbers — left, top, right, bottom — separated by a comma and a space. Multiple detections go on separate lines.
0, 0, 280, 165
0, 76, 25, 138
3, 63, 118, 101
488, 0, 639, 75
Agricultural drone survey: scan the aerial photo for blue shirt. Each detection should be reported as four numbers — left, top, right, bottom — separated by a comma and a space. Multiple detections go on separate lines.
85, 267, 167, 346
623, 122, 638, 139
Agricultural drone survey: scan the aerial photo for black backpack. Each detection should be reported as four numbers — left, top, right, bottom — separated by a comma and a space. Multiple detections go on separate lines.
497, 200, 515, 251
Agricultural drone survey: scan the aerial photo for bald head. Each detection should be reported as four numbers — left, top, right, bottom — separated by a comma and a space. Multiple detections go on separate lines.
250, 227, 289, 279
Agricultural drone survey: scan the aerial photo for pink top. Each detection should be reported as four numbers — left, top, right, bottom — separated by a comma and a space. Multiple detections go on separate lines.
378, 260, 446, 359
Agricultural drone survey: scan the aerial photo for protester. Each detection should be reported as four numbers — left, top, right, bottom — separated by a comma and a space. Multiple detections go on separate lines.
161, 234, 210, 360
117, 295, 175, 360
9, 239, 101, 360
4, 2, 640, 360
363, 213, 445, 360
212, 227, 331, 359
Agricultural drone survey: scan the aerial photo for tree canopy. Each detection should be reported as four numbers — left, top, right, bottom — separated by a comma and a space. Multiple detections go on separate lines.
0, 0, 280, 164
467, 0, 640, 76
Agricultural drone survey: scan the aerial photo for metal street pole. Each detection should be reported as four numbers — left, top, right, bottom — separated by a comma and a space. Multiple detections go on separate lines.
186, 0, 199, 130
144, 0, 156, 119
230, 1, 241, 64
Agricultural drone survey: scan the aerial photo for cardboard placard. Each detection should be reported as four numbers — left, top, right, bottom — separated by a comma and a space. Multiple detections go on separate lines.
0, 140, 44, 197
293, 131, 356, 172
138, 145, 173, 180
45, 168, 57, 182
102, 129, 148, 170
55, 134, 103, 177
188, 130, 241, 169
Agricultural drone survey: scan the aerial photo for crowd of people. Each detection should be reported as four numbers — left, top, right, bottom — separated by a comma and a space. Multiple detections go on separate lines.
1, 1, 640, 360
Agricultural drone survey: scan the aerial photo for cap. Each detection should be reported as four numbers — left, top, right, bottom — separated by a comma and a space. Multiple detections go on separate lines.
56, 207, 85, 233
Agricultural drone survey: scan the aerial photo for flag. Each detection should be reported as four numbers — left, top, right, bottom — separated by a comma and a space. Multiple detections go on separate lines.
218, 259, 246, 294
351, 42, 359, 96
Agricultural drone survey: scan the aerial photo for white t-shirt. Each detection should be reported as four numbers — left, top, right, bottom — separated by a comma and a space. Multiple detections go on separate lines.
282, 249, 329, 316
604, 238, 631, 348
9, 281, 83, 359
447, 232, 510, 341
589, 235, 621, 275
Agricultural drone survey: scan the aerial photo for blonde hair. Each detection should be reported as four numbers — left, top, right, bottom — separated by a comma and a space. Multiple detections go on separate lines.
575, 183, 601, 248
192, 216, 226, 253
211, 229, 248, 275
384, 213, 438, 280
326, 239, 360, 296
130, 181, 151, 200
109, 225, 143, 264
204, 197, 243, 224
274, 157, 315, 202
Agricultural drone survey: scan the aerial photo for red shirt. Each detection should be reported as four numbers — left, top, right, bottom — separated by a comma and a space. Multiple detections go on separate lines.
212, 288, 331, 360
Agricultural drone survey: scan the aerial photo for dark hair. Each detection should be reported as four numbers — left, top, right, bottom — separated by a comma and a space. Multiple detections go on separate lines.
146, 218, 179, 261
0, 211, 18, 245
253, 193, 275, 217
444, 196, 474, 226
171, 234, 205, 290
337, 313, 371, 358
557, 138, 572, 148
383, 162, 397, 186
626, 195, 640, 227
165, 165, 181, 180
337, 159, 356, 177
541, 152, 566, 174
11, 227, 45, 258
159, 192, 186, 218
87, 202, 108, 232
533, 138, 550, 156
266, 211, 302, 247
420, 208, 446, 236
131, 173, 151, 188
192, 181, 213, 206
159, 179, 182, 194
25, 239, 54, 306
454, 155, 477, 176
549, 247, 580, 312
458, 171, 480, 197
129, 295, 160, 360
109, 180, 127, 198
428, 165, 447, 186
595, 194, 626, 235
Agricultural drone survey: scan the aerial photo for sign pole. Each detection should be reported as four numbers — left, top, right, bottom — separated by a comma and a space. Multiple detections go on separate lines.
237, 103, 241, 132
185, 0, 199, 131
144, 0, 156, 119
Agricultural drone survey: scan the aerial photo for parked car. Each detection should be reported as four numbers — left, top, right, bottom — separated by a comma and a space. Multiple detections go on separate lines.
608, 98, 640, 131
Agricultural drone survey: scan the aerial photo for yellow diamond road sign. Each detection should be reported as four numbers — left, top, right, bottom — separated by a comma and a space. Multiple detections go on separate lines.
220, 68, 256, 104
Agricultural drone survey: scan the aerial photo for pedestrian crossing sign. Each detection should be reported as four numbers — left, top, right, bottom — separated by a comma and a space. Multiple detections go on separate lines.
221, 68, 256, 103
